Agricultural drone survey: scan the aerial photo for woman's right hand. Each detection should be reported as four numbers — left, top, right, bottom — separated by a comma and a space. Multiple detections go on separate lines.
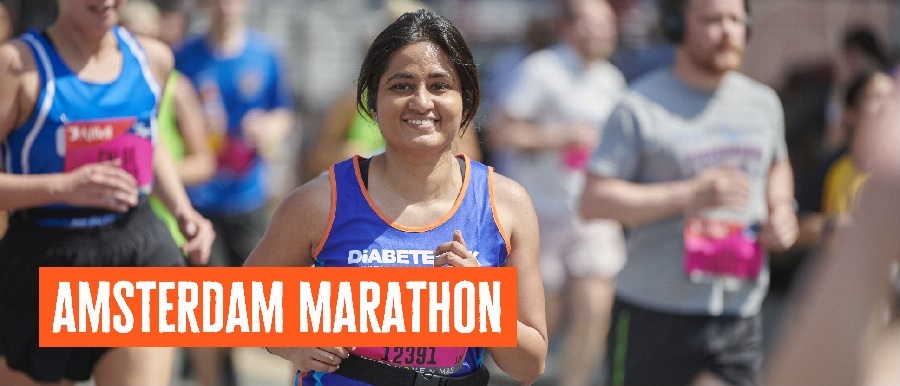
269, 346, 354, 373
63, 160, 138, 212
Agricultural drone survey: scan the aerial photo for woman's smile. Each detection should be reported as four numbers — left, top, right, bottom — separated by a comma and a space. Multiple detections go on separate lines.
405, 118, 438, 129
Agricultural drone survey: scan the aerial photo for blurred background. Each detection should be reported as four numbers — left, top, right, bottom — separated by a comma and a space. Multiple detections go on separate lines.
8, 0, 900, 184
6, 0, 900, 196
4, 0, 900, 384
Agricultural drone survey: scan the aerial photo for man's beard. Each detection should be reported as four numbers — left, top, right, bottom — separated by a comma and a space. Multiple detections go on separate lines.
691, 42, 744, 75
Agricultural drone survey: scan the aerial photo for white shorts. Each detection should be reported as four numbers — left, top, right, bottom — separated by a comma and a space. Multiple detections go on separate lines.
539, 215, 626, 293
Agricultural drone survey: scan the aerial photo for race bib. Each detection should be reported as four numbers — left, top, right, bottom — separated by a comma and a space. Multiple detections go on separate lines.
218, 136, 256, 174
683, 217, 763, 281
63, 118, 153, 189
560, 145, 590, 171
352, 346, 467, 375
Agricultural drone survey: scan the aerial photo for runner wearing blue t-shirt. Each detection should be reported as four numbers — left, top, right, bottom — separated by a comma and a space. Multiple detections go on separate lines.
174, 0, 295, 384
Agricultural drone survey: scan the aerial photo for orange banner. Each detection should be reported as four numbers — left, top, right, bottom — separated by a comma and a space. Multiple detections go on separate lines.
38, 267, 517, 348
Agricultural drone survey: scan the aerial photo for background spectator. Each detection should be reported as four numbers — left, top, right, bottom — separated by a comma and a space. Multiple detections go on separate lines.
489, 1, 626, 385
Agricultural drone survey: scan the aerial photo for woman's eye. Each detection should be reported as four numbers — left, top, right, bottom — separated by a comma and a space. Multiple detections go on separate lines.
390, 83, 412, 92
430, 83, 450, 91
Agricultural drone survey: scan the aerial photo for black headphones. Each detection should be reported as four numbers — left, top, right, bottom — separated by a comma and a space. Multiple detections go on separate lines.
660, 0, 752, 43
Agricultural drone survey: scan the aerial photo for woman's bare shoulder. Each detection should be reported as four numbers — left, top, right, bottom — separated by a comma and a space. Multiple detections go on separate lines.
489, 170, 538, 237
0, 39, 35, 69
0, 39, 37, 138
133, 35, 173, 87
490, 170, 534, 213
246, 172, 333, 267
280, 172, 332, 219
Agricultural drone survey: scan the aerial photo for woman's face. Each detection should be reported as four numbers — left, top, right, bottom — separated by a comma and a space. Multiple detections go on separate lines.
859, 72, 895, 115
851, 72, 896, 169
208, 0, 247, 30
59, 0, 124, 32
375, 41, 463, 153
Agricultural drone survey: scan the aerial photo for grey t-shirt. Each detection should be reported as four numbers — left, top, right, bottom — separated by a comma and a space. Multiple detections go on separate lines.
588, 69, 787, 316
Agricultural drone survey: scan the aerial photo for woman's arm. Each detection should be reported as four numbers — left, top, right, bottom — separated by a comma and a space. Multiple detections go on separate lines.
764, 76, 900, 386
143, 36, 214, 265
487, 173, 548, 385
172, 74, 216, 185
243, 173, 355, 374
242, 172, 331, 268
764, 175, 899, 386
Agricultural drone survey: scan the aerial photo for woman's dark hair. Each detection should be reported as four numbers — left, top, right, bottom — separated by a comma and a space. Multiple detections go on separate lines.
842, 25, 888, 68
356, 9, 480, 131
845, 68, 878, 110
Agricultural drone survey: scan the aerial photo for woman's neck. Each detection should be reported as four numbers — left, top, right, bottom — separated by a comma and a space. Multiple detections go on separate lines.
46, 22, 121, 82
46, 21, 117, 60
371, 151, 463, 203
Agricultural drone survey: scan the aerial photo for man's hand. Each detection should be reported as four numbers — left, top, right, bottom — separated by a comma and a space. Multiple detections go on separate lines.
760, 202, 799, 251
687, 166, 750, 213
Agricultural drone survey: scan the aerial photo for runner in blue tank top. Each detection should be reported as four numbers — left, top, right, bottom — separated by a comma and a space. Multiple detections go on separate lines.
0, 1, 214, 384
244, 10, 547, 386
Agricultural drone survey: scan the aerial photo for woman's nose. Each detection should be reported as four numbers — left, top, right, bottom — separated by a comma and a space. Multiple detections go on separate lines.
409, 86, 433, 111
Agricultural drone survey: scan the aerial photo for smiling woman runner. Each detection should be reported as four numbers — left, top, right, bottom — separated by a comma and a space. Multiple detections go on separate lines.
243, 9, 547, 386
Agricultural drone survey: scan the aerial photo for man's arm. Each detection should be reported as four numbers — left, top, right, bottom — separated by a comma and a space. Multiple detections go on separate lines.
760, 157, 799, 251
580, 166, 750, 226
488, 113, 595, 153
242, 107, 294, 161
243, 48, 296, 161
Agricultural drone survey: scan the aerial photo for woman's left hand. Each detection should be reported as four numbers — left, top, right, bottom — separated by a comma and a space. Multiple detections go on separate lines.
433, 230, 481, 267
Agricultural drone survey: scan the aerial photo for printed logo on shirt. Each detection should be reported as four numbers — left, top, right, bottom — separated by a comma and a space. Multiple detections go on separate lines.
348, 249, 480, 266
62, 117, 154, 188
65, 118, 135, 149
239, 69, 263, 101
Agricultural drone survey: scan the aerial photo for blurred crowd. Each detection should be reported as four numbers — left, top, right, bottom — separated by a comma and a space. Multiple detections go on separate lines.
1, 0, 899, 385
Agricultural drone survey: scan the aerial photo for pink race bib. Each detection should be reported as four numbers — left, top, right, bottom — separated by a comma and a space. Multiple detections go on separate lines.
63, 118, 153, 189
218, 136, 256, 174
683, 217, 763, 281
561, 145, 590, 170
352, 346, 467, 375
